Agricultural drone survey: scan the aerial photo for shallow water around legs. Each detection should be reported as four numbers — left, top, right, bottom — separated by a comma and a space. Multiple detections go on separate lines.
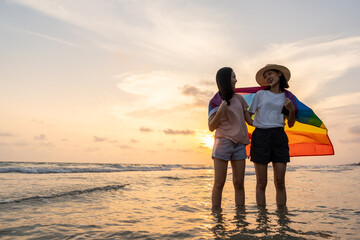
0, 162, 359, 239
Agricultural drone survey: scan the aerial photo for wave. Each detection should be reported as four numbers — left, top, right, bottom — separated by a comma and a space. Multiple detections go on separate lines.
5, 162, 356, 175
0, 163, 212, 174
346, 162, 360, 166
160, 176, 182, 180
0, 184, 127, 205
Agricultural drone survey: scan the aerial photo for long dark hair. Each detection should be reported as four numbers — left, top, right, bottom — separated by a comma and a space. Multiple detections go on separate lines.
265, 69, 289, 92
216, 67, 234, 105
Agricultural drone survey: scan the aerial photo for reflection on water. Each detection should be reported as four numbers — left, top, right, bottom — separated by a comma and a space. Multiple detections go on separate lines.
255, 207, 271, 235
276, 207, 292, 236
234, 207, 249, 229
209, 206, 334, 239
211, 208, 228, 239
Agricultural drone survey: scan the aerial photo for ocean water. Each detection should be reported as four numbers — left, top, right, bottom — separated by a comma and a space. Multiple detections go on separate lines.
0, 161, 359, 240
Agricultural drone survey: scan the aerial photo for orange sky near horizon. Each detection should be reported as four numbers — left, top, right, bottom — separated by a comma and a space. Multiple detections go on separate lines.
1, 0, 360, 165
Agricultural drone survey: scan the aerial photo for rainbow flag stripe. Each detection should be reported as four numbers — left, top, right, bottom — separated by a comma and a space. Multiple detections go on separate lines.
208, 87, 334, 157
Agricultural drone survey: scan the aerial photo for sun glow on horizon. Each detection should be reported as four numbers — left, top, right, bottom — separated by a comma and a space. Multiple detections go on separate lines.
199, 132, 215, 149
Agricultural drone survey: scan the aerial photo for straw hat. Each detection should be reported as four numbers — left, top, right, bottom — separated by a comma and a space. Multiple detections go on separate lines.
255, 64, 291, 86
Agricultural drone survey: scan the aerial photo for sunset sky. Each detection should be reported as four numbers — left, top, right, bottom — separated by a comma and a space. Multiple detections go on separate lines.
1, 0, 359, 165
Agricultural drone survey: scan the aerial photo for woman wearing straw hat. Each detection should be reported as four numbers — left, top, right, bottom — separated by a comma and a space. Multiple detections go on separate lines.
248, 64, 295, 207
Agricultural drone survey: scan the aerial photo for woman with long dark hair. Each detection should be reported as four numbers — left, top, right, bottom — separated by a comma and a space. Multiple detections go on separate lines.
208, 67, 253, 211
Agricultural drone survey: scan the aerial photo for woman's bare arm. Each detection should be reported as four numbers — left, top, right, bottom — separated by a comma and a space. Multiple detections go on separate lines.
208, 101, 227, 132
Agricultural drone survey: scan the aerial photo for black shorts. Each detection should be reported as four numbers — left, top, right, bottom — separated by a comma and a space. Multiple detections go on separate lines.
250, 127, 290, 164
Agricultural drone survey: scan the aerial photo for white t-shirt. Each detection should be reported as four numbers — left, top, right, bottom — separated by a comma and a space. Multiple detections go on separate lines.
249, 90, 285, 128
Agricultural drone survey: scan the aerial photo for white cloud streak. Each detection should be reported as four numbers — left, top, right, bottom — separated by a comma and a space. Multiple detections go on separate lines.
240, 36, 360, 102
111, 70, 212, 119
315, 91, 360, 110
10, 0, 226, 61
5, 26, 81, 47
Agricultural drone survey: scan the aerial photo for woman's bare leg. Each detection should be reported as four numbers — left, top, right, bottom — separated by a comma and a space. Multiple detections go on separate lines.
273, 162, 287, 207
212, 159, 229, 210
254, 163, 268, 206
231, 160, 246, 207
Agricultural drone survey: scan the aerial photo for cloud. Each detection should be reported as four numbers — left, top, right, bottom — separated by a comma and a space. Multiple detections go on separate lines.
31, 134, 55, 148
163, 129, 195, 135
139, 127, 153, 132
93, 136, 133, 149
181, 85, 204, 96
0, 132, 15, 137
84, 147, 100, 153
38, 142, 55, 149
111, 70, 214, 121
0, 141, 29, 147
115, 71, 197, 101
11, 0, 225, 60
240, 36, 360, 102
309, 91, 360, 146
339, 137, 360, 143
131, 139, 139, 143
201, 81, 215, 86
179, 84, 213, 106
6, 26, 81, 48
93, 137, 120, 145
93, 136, 107, 142
34, 134, 46, 141
314, 91, 360, 110
348, 126, 360, 135
313, 92, 360, 133
12, 141, 29, 147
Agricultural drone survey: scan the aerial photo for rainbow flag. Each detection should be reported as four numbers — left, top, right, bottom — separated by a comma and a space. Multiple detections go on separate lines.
208, 87, 334, 157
